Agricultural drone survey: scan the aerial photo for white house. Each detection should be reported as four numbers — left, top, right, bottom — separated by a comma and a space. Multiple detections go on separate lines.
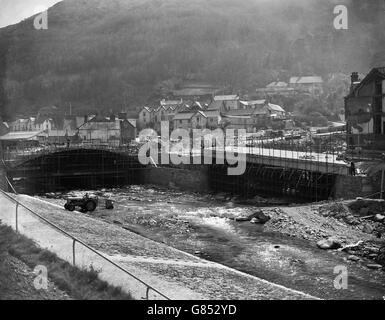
289, 76, 324, 96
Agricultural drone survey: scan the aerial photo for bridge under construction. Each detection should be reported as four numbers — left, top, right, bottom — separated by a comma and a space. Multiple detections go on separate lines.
0, 144, 373, 201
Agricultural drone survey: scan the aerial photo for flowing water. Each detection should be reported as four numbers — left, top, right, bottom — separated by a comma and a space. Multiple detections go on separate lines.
40, 185, 385, 300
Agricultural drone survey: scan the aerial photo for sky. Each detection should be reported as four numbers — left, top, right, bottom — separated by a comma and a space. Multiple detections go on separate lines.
0, 0, 62, 28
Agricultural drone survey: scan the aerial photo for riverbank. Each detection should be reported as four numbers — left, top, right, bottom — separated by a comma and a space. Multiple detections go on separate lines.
38, 186, 385, 299
0, 224, 132, 300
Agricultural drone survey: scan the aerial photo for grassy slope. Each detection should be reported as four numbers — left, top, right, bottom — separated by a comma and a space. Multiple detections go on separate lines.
0, 224, 132, 300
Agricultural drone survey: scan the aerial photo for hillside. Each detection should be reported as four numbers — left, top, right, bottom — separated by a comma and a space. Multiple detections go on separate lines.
0, 0, 384, 120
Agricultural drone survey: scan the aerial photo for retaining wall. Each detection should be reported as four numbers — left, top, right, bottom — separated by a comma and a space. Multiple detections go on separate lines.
142, 165, 210, 192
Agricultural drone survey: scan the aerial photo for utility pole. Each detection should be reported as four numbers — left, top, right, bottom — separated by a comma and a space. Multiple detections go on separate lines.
381, 168, 384, 199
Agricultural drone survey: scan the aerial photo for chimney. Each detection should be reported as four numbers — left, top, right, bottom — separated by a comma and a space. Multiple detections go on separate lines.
118, 112, 127, 120
110, 114, 116, 121
84, 115, 88, 124
351, 72, 359, 85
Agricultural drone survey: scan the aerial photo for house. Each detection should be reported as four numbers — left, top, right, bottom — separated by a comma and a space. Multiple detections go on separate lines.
0, 131, 43, 149
78, 115, 121, 145
266, 103, 286, 119
213, 95, 240, 111
173, 112, 195, 130
204, 110, 222, 129
255, 81, 294, 97
222, 108, 267, 132
138, 107, 154, 129
191, 111, 208, 129
289, 76, 324, 96
120, 119, 137, 144
34, 117, 55, 132
207, 99, 227, 113
10, 119, 29, 132
345, 69, 385, 152
0, 119, 9, 136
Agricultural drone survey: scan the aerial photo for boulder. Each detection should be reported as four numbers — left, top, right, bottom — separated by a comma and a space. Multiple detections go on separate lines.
249, 210, 270, 224
347, 255, 360, 262
317, 237, 342, 250
362, 223, 374, 234
373, 214, 385, 223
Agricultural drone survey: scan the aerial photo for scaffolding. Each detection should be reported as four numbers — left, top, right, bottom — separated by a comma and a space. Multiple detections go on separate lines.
5, 146, 144, 194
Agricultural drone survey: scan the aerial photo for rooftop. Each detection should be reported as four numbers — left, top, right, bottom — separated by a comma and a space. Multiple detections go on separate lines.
0, 131, 43, 141
214, 95, 239, 101
267, 103, 285, 113
266, 81, 288, 88
173, 112, 195, 120
289, 76, 323, 84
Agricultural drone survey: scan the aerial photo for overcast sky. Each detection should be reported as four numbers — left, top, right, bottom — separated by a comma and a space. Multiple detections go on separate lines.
0, 0, 62, 28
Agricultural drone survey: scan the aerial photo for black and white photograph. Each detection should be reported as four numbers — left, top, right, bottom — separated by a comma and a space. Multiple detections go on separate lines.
0, 0, 384, 308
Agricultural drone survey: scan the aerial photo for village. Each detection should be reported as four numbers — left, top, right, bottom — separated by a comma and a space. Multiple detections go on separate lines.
0, 75, 349, 151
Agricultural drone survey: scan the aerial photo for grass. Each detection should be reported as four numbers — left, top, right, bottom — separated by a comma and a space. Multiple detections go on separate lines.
0, 224, 133, 300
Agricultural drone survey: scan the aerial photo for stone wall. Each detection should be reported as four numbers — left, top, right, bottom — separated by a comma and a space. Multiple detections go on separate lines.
142, 165, 209, 192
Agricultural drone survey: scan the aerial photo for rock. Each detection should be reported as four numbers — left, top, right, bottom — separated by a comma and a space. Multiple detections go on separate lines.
366, 246, 379, 254
194, 250, 201, 255
235, 216, 250, 222
366, 264, 383, 270
344, 215, 358, 225
347, 255, 360, 262
362, 224, 374, 234
317, 237, 342, 250
373, 214, 385, 222
248, 210, 270, 224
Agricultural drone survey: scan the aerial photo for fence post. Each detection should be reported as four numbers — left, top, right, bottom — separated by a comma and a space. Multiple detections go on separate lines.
72, 239, 76, 266
146, 286, 150, 300
15, 203, 19, 232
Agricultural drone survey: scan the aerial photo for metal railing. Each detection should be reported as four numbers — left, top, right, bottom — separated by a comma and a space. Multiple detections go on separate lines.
0, 186, 169, 300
